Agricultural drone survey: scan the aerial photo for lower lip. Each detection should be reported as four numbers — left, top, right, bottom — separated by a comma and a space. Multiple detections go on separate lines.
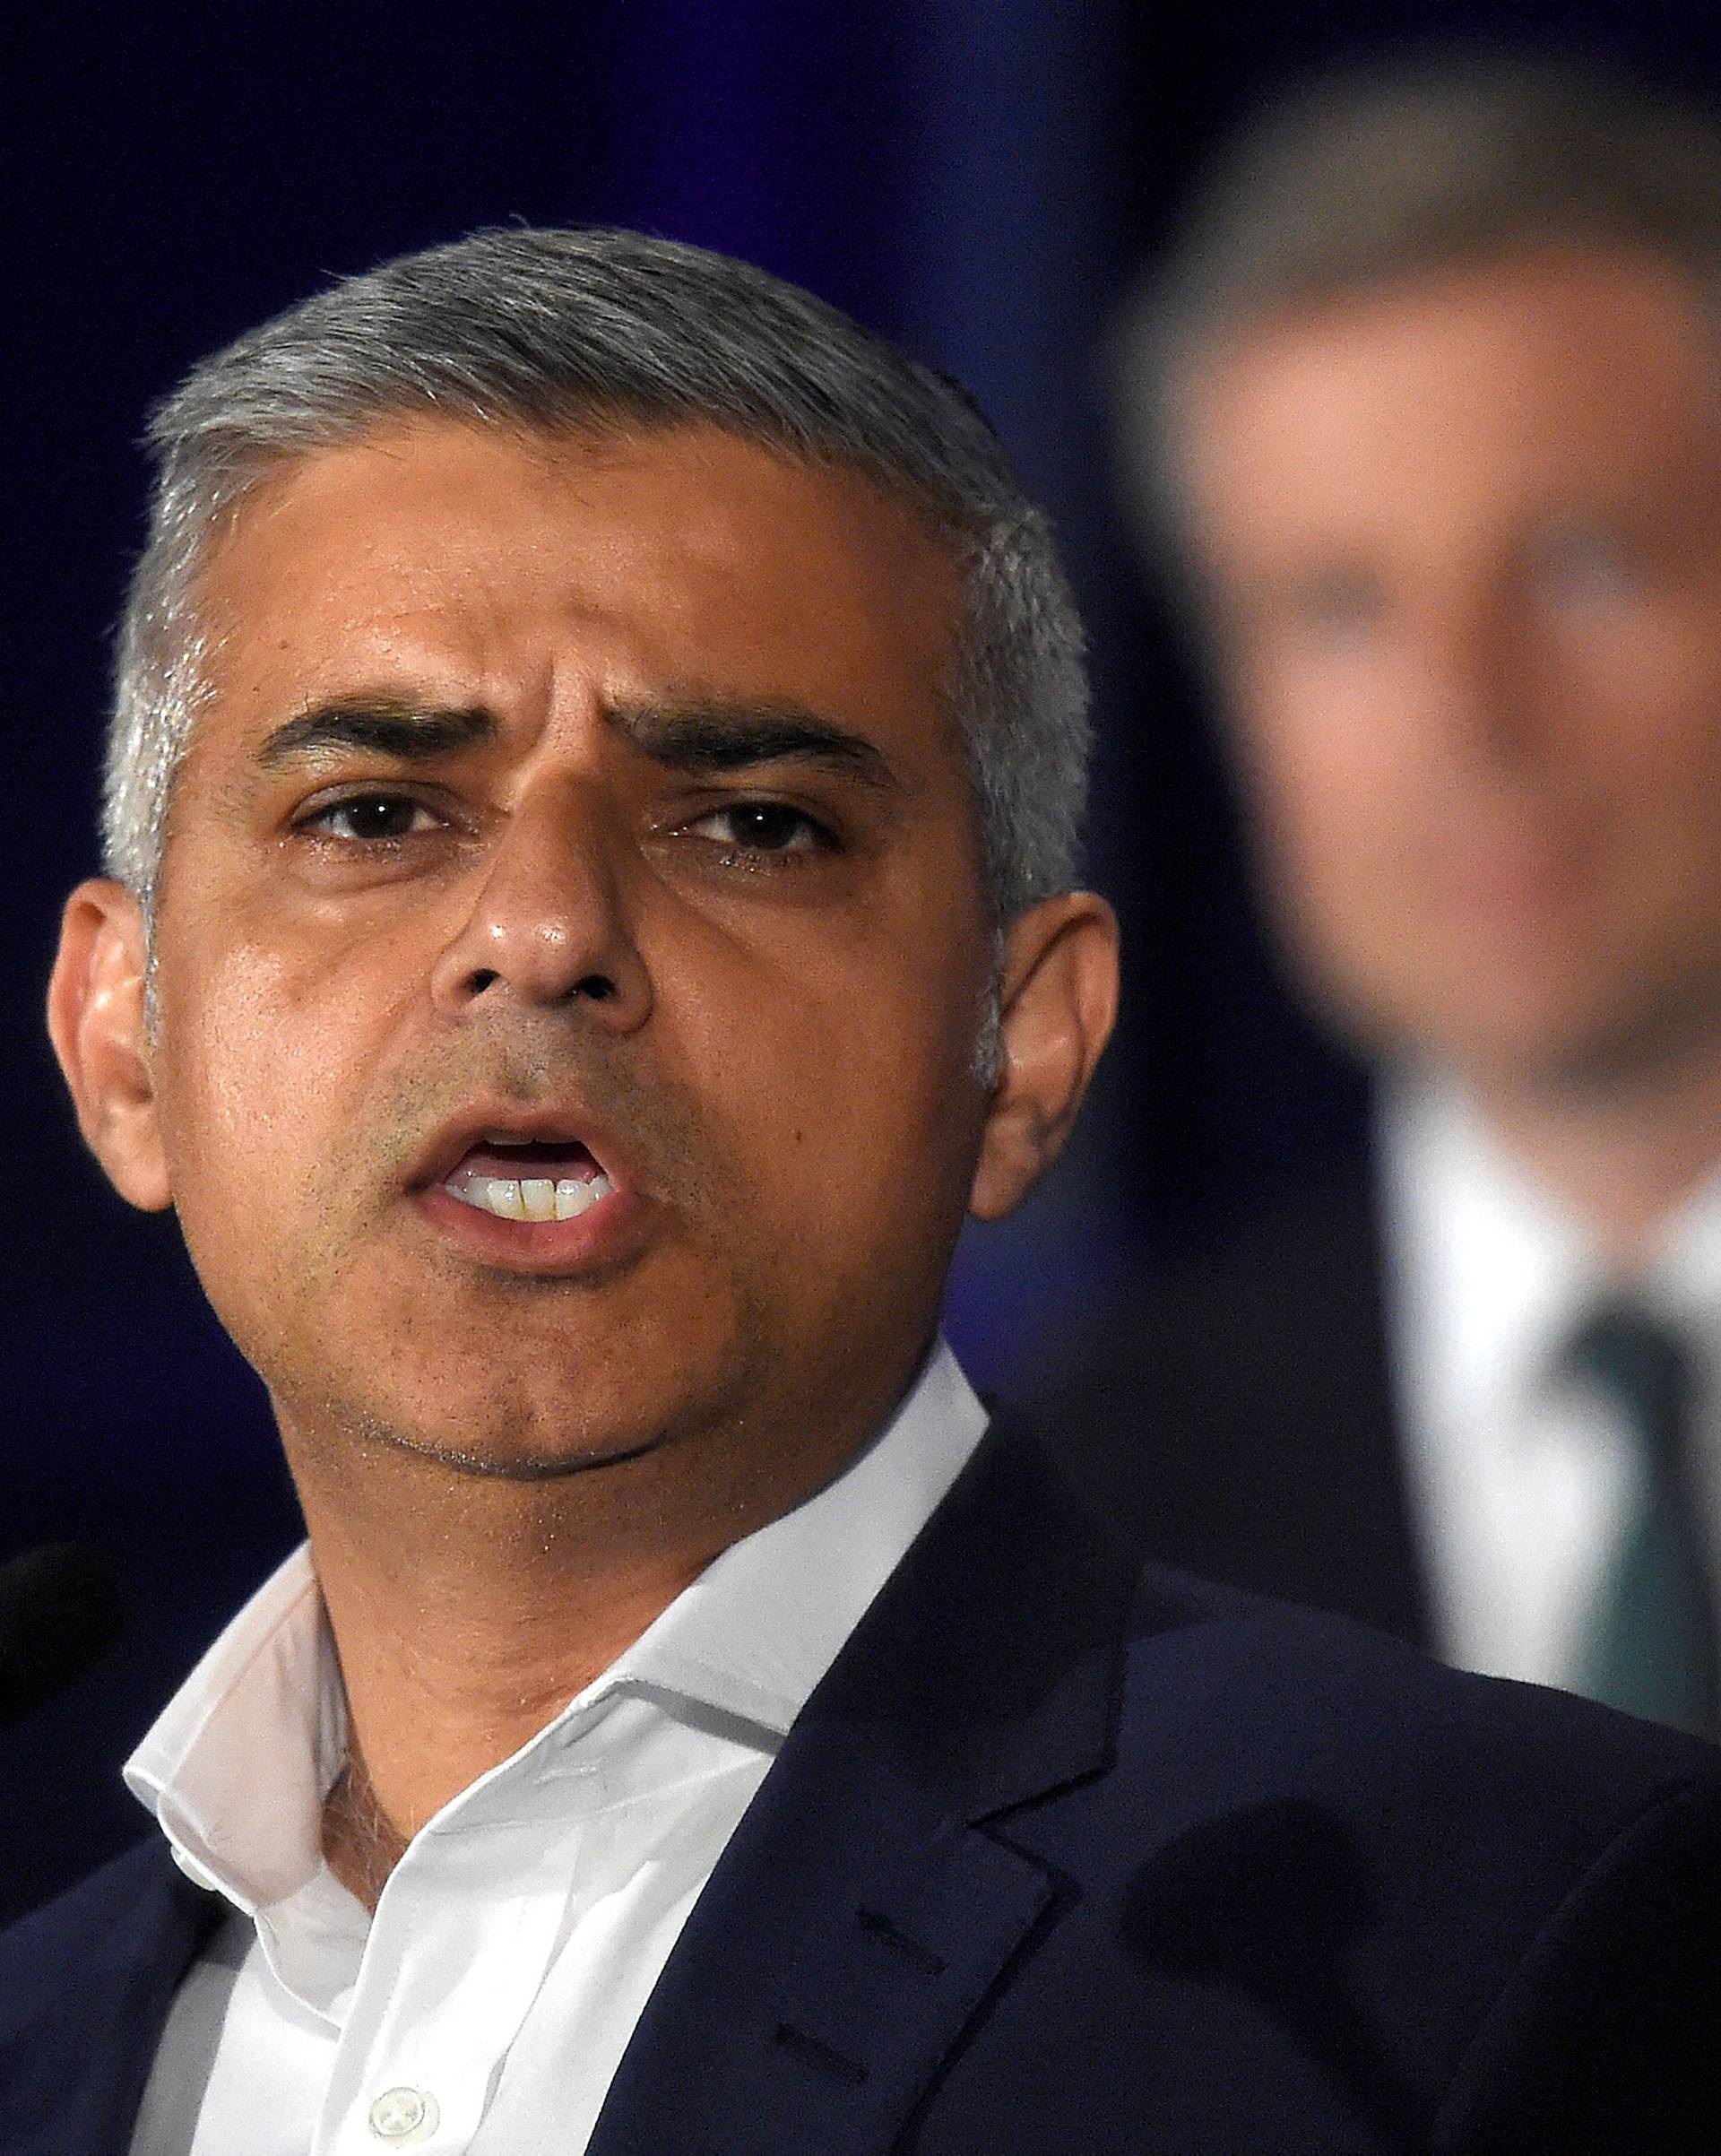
412, 1180, 650, 1275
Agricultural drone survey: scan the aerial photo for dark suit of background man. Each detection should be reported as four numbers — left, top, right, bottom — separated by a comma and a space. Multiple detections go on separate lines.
1, 226, 1717, 2155
1044, 51, 1721, 1737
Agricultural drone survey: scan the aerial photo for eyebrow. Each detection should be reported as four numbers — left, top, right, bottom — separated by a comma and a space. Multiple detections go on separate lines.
255, 691, 899, 791
255, 697, 497, 769
610, 698, 899, 791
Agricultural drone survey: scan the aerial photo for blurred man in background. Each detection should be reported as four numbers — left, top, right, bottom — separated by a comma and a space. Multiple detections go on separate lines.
1043, 51, 1721, 1735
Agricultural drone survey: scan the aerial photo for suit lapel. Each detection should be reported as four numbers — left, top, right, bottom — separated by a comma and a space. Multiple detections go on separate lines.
1222, 1162, 1430, 1645
1028, 1149, 1432, 1648
587, 1417, 1137, 2156
1144, 1159, 1431, 1645
0, 1840, 221, 2156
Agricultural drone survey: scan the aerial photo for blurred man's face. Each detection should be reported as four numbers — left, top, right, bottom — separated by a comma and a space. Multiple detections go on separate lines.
1180, 245, 1721, 1094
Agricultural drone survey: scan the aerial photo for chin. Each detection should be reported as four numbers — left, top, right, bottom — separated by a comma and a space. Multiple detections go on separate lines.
381, 1423, 667, 1484
1358, 974, 1721, 1101
272, 1355, 728, 1493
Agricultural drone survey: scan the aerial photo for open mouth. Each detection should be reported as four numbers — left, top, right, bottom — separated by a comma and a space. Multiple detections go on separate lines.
443, 1135, 618, 1224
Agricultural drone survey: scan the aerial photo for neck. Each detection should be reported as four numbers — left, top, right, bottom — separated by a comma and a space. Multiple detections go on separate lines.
282, 1359, 912, 1909
1464, 1028, 1721, 1266
303, 1459, 718, 1907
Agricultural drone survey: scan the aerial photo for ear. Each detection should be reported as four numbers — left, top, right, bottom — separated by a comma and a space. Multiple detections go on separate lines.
47, 879, 173, 1212
968, 890, 1120, 1222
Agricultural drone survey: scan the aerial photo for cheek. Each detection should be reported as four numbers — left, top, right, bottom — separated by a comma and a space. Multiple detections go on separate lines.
1232, 679, 1404, 897
151, 938, 376, 1231
674, 948, 983, 1238
1571, 631, 1721, 805
1599, 714, 1721, 917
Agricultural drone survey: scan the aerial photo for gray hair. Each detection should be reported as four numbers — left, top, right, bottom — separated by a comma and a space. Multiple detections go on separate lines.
1116, 48, 1721, 555
107, 226, 1089, 934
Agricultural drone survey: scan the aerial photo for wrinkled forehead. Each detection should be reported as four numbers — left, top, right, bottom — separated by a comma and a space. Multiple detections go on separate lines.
196, 404, 968, 594
204, 412, 960, 649
172, 416, 975, 807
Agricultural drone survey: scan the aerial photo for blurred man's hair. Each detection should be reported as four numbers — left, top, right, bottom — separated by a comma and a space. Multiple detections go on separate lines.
1118, 48, 1721, 554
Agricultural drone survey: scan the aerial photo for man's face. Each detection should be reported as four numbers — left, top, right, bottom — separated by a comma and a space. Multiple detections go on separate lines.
88, 420, 1017, 1497
1180, 245, 1721, 1092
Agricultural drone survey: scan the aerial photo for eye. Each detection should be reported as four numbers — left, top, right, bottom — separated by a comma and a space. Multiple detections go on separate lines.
690, 801, 834, 855
1530, 520, 1643, 604
297, 792, 443, 844
1281, 567, 1384, 645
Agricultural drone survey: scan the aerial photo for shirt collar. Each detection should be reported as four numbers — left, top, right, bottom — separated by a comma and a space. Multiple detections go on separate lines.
1382, 1072, 1596, 1435
1646, 1155, 1721, 1333
608, 1337, 987, 1736
125, 1338, 988, 1913
1382, 1069, 1721, 1429
124, 1551, 346, 1907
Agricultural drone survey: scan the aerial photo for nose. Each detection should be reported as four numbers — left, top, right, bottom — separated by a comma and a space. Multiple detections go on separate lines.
1399, 586, 1536, 769
428, 784, 653, 1030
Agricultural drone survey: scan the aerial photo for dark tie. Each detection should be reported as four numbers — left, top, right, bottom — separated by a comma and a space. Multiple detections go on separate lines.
1569, 1303, 1719, 1739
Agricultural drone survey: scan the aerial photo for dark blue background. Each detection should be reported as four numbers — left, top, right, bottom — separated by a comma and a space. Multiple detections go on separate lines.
2, 0, 1715, 1915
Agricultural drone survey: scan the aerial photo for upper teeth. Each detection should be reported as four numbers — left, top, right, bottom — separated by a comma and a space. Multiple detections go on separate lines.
446, 1169, 616, 1222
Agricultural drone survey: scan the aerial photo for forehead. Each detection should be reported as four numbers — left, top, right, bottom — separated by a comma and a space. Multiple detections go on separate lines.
191, 417, 964, 749
1181, 245, 1721, 557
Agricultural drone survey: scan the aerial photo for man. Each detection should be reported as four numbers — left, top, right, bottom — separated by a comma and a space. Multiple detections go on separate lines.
2, 226, 1717, 2153
1046, 52, 1721, 1732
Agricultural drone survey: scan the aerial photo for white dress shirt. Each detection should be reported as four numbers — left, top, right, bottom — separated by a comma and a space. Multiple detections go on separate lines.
125, 1341, 988, 2156
1380, 1076, 1721, 1687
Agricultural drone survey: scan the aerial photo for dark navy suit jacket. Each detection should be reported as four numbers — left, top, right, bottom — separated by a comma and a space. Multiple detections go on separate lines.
2, 1415, 1718, 2153
1034, 1161, 1432, 1643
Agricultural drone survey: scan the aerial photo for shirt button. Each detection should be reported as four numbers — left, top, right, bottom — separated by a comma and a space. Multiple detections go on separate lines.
368, 2087, 440, 2143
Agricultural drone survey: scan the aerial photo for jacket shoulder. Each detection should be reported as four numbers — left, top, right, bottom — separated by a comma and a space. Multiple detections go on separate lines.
1114, 1566, 1721, 1845
1018, 1167, 1428, 1642
0, 1836, 165, 1949
0, 1836, 212, 2032
0, 1839, 222, 2152
1099, 1575, 1721, 2148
